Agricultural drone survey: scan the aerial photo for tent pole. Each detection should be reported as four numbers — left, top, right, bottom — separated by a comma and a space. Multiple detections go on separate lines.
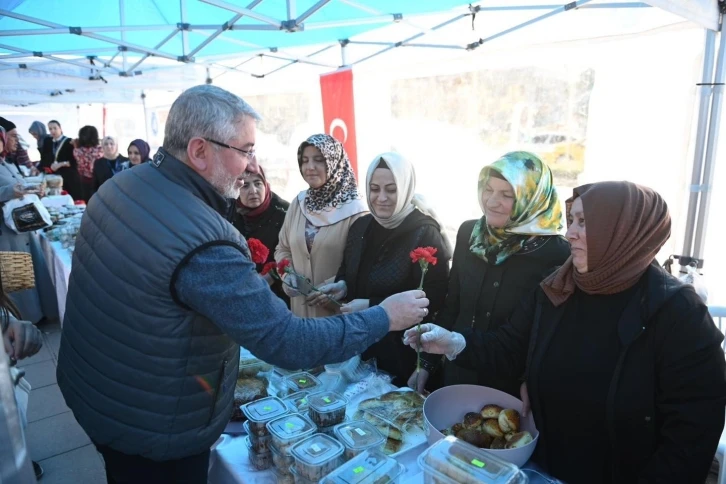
692, 21, 726, 268
119, 0, 127, 72
286, 0, 295, 20
141, 91, 150, 142
181, 0, 189, 56
341, 41, 347, 66
681, 28, 717, 271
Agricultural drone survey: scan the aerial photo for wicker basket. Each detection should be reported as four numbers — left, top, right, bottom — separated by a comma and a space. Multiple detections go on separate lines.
0, 252, 35, 293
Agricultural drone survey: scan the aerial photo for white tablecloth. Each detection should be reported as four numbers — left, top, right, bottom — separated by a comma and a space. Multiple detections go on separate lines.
39, 234, 72, 324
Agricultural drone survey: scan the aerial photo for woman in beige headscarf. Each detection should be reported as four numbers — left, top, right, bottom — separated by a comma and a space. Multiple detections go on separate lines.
404, 181, 726, 484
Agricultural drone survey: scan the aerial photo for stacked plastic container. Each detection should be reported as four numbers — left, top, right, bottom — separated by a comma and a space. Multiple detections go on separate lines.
333, 420, 386, 461
307, 392, 348, 436
290, 434, 345, 483
417, 436, 529, 484
267, 413, 317, 482
241, 396, 289, 471
320, 450, 405, 483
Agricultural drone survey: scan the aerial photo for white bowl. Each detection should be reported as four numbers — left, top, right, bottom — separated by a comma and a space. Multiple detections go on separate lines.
423, 384, 538, 468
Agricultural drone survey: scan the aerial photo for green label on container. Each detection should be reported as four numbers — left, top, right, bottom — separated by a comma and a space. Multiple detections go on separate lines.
323, 396, 331, 403
353, 466, 365, 474
300, 399, 307, 404
299, 379, 307, 384
286, 422, 295, 428
471, 459, 486, 468
263, 406, 272, 411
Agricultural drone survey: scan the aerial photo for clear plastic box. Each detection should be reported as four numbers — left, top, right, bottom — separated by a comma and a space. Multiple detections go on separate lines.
242, 396, 289, 437
308, 392, 348, 428
285, 372, 323, 394
244, 420, 273, 453
267, 413, 317, 454
284, 391, 311, 413
271, 443, 295, 471
289, 465, 318, 484
290, 433, 345, 482
334, 420, 386, 461
320, 450, 405, 484
271, 465, 295, 484
244, 436, 272, 471
417, 436, 529, 484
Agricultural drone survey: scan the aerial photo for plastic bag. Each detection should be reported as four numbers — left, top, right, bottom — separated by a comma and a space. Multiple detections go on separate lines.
2, 194, 52, 233
679, 265, 708, 304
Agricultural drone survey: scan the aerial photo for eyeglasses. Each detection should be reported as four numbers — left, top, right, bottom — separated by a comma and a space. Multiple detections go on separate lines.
204, 137, 256, 160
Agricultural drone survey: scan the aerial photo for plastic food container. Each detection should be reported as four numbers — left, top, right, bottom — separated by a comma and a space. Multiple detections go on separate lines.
267, 413, 317, 454
244, 420, 273, 453
290, 465, 318, 484
272, 465, 295, 484
418, 436, 528, 484
284, 391, 311, 413
290, 433, 345, 481
285, 372, 322, 394
271, 443, 295, 471
321, 450, 405, 483
308, 392, 348, 428
242, 396, 289, 437
244, 436, 272, 471
334, 420, 386, 461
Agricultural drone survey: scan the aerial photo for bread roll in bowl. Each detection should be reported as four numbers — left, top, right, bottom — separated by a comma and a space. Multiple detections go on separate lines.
505, 431, 533, 449
480, 404, 503, 419
481, 418, 505, 438
490, 437, 506, 450
498, 409, 520, 433
463, 412, 484, 429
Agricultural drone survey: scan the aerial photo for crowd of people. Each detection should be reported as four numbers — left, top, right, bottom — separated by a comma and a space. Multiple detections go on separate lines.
1, 84, 725, 484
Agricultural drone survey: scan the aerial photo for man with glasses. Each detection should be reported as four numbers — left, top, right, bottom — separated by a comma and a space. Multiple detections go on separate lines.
56, 85, 430, 484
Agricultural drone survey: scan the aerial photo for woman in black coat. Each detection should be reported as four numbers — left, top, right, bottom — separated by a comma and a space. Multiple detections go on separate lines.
421, 152, 569, 395
93, 136, 129, 193
309, 152, 451, 388
405, 181, 726, 484
233, 166, 290, 306
40, 120, 82, 200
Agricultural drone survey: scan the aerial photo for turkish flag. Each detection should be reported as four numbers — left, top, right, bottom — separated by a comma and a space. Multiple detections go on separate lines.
320, 68, 359, 178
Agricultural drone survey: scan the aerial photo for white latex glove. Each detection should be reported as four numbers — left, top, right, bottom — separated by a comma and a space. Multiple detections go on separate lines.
281, 273, 301, 298
407, 368, 429, 394
403, 323, 466, 360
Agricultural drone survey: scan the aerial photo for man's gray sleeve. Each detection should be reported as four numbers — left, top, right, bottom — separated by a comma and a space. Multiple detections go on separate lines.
173, 244, 390, 369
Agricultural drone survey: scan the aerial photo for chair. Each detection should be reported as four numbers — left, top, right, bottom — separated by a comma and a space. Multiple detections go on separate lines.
710, 306, 726, 484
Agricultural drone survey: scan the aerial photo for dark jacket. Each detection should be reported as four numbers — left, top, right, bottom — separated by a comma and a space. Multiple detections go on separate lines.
456, 263, 726, 484
233, 192, 290, 306
336, 210, 451, 386
93, 155, 129, 194
40, 136, 81, 201
434, 219, 570, 395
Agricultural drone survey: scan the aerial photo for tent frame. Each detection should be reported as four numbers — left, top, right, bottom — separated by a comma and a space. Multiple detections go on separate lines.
0, 0, 723, 269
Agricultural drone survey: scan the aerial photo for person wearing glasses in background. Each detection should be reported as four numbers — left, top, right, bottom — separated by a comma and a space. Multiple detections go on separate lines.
56, 86, 430, 484
275, 134, 368, 318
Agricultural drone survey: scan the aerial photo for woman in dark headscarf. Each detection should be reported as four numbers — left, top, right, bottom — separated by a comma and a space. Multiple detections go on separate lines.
233, 165, 290, 306
127, 139, 151, 166
28, 121, 49, 152
405, 181, 726, 484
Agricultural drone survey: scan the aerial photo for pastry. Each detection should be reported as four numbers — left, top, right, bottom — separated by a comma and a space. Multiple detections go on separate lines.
490, 437, 506, 450
498, 409, 520, 433
456, 428, 492, 449
463, 412, 484, 429
505, 431, 533, 449
479, 404, 503, 419
481, 418, 505, 438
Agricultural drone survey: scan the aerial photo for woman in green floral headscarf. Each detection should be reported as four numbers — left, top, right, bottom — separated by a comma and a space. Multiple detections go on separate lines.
415, 151, 570, 395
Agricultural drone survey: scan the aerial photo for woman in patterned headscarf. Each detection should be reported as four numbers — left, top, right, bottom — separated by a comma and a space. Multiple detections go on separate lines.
421, 151, 570, 394
275, 134, 367, 318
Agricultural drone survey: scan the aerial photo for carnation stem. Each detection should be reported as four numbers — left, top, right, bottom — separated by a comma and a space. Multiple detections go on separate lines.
416, 265, 428, 392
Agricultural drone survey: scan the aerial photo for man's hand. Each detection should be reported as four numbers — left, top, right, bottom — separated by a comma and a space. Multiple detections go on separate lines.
3, 318, 42, 361
379, 290, 429, 332
341, 298, 369, 314
403, 323, 466, 360
306, 281, 346, 307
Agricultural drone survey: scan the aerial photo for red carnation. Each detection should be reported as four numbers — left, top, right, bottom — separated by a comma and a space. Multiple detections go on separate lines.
410, 247, 438, 266
277, 259, 291, 278
261, 261, 276, 276
247, 238, 270, 265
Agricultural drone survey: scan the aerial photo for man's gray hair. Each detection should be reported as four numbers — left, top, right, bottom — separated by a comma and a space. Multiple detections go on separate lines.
163, 85, 261, 159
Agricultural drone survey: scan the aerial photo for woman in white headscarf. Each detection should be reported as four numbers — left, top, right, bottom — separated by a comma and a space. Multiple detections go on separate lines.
309, 152, 451, 387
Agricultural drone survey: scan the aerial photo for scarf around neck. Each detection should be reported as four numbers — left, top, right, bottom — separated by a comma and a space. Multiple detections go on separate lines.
470, 151, 563, 265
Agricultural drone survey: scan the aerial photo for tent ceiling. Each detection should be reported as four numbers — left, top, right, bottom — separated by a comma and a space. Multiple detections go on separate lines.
0, 0, 720, 105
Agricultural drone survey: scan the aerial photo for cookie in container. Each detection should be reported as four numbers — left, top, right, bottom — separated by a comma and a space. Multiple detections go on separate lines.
290, 433, 344, 481
244, 420, 273, 453
334, 420, 386, 461
241, 396, 289, 437
267, 412, 317, 454
244, 436, 272, 471
308, 392, 348, 428
284, 372, 323, 395
271, 443, 295, 472
320, 450, 405, 484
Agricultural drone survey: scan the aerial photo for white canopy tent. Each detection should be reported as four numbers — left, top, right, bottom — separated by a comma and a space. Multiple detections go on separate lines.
0, 0, 724, 290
